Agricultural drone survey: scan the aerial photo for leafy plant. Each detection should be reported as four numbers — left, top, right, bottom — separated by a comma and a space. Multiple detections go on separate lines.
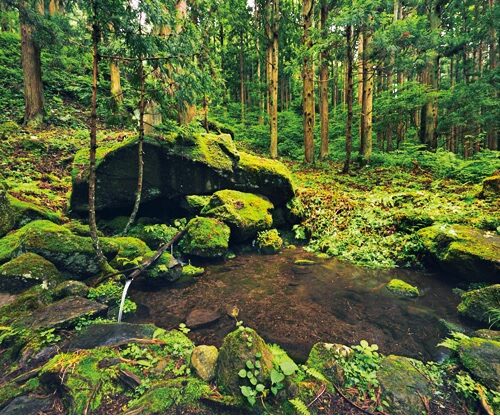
38, 328, 61, 347
289, 398, 310, 415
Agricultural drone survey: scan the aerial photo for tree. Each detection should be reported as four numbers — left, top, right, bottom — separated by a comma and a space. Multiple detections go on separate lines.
319, 0, 329, 160
265, 0, 279, 158
302, 0, 314, 163
342, 24, 354, 174
359, 27, 373, 163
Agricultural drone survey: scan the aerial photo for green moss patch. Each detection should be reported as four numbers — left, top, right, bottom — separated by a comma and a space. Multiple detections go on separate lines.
179, 216, 230, 258
457, 284, 500, 327
256, 229, 283, 254
386, 279, 420, 298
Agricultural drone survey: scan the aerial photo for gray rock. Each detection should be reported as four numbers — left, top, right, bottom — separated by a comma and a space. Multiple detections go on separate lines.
191, 345, 219, 381
53, 280, 89, 299
186, 308, 221, 329
0, 395, 52, 415
458, 337, 500, 391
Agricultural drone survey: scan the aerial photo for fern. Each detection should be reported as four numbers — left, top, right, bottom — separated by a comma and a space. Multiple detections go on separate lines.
289, 398, 310, 415
437, 331, 470, 351
305, 366, 327, 382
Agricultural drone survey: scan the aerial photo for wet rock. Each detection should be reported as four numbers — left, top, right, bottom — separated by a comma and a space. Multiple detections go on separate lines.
186, 308, 221, 329
480, 173, 500, 198
0, 182, 15, 238
0, 395, 52, 415
457, 284, 500, 327
306, 342, 352, 385
458, 337, 500, 391
201, 190, 274, 242
417, 224, 500, 282
0, 253, 63, 293
25, 296, 107, 329
67, 322, 157, 350
191, 345, 219, 381
53, 280, 89, 299
386, 279, 419, 298
256, 229, 283, 255
179, 217, 230, 258
70, 133, 294, 215
216, 328, 274, 396
473, 329, 500, 341
378, 355, 434, 415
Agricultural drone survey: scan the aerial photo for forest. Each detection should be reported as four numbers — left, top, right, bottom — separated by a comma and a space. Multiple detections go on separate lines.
0, 0, 499, 415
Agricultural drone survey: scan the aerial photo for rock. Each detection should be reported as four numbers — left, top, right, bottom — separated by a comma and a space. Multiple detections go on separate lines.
216, 328, 274, 396
256, 229, 283, 254
378, 355, 434, 415
185, 308, 221, 329
0, 253, 63, 293
474, 329, 500, 341
0, 395, 52, 415
480, 173, 500, 198
67, 322, 157, 350
181, 195, 211, 214
306, 342, 352, 385
52, 280, 89, 299
457, 284, 500, 327
70, 133, 294, 215
179, 217, 230, 258
191, 345, 219, 381
7, 195, 62, 227
294, 259, 315, 265
0, 220, 119, 278
417, 224, 500, 282
0, 182, 15, 238
386, 279, 419, 298
201, 190, 274, 242
458, 337, 500, 391
25, 296, 107, 329
181, 264, 205, 278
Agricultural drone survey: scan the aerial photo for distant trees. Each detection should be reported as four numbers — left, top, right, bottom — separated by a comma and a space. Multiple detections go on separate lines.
302, 0, 314, 164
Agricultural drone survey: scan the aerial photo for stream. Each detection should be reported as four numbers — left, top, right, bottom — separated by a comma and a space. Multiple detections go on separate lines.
128, 247, 466, 362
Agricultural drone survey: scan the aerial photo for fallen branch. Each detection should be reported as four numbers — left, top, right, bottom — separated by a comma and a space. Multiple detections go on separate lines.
332, 383, 374, 415
477, 385, 494, 416
307, 383, 326, 408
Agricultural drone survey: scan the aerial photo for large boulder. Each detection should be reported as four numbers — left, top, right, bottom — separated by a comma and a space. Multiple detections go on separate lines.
417, 224, 500, 282
457, 284, 500, 327
201, 190, 273, 242
480, 173, 500, 198
69, 133, 294, 215
179, 216, 230, 258
0, 252, 63, 293
458, 337, 500, 391
0, 182, 15, 237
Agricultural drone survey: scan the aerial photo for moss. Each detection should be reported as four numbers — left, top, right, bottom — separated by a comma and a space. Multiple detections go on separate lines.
182, 195, 211, 214
305, 342, 352, 386
0, 184, 16, 238
0, 378, 40, 409
8, 195, 62, 227
201, 190, 274, 242
480, 174, 499, 198
386, 279, 419, 298
0, 285, 53, 325
0, 252, 63, 293
0, 121, 20, 139
458, 337, 500, 391
238, 152, 293, 185
457, 284, 500, 327
181, 264, 205, 278
179, 216, 230, 258
146, 251, 179, 281
256, 229, 283, 254
294, 259, 315, 265
106, 236, 150, 269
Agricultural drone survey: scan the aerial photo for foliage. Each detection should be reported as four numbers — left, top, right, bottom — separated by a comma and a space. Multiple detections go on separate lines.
87, 279, 137, 316
289, 398, 311, 415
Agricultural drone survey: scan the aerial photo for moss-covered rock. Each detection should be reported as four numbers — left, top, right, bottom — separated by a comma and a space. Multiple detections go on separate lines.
201, 190, 274, 242
52, 280, 89, 299
181, 264, 205, 278
0, 253, 63, 293
0, 220, 119, 278
378, 355, 434, 415
0, 182, 16, 238
458, 337, 500, 391
0, 286, 53, 325
386, 279, 419, 298
7, 195, 62, 227
306, 342, 352, 386
216, 328, 274, 397
473, 329, 500, 341
179, 216, 230, 258
181, 195, 211, 214
191, 345, 219, 381
256, 229, 283, 254
457, 284, 500, 327
417, 224, 500, 282
480, 173, 500, 199
69, 133, 294, 216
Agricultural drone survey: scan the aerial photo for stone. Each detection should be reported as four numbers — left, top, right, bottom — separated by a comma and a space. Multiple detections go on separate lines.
256, 229, 283, 254
294, 259, 315, 265
457, 284, 500, 327
52, 280, 89, 299
417, 223, 500, 282
70, 133, 294, 215
0, 252, 63, 293
216, 328, 274, 396
306, 342, 352, 385
378, 355, 434, 415
25, 296, 107, 329
179, 217, 230, 258
386, 279, 419, 298
473, 329, 500, 341
191, 345, 219, 381
480, 173, 500, 198
0, 395, 52, 415
201, 190, 274, 242
0, 182, 15, 238
181, 195, 211, 214
458, 337, 500, 391
186, 308, 221, 329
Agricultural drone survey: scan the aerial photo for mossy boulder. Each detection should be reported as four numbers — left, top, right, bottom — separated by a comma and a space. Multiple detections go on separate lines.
457, 337, 500, 391
0, 220, 119, 278
417, 224, 500, 282
306, 342, 352, 385
216, 328, 274, 397
181, 195, 211, 214
0, 182, 16, 238
7, 195, 62, 227
191, 345, 219, 381
386, 279, 419, 298
378, 355, 434, 415
69, 133, 294, 216
256, 229, 283, 254
457, 284, 500, 327
53, 280, 89, 299
473, 329, 500, 341
201, 190, 274, 242
480, 173, 500, 198
179, 217, 230, 258
0, 253, 63, 293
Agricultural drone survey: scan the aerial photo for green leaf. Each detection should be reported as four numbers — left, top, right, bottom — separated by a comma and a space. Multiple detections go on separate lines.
255, 360, 261, 368
246, 360, 254, 369
271, 368, 285, 384
255, 352, 262, 358
238, 369, 247, 378
256, 383, 265, 392
250, 377, 257, 385
240, 386, 253, 397
279, 359, 298, 376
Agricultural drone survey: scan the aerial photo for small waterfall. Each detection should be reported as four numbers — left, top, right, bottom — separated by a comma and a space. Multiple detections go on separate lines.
117, 279, 133, 323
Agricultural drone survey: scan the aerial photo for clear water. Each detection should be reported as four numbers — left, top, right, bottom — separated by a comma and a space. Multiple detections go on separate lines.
128, 248, 465, 362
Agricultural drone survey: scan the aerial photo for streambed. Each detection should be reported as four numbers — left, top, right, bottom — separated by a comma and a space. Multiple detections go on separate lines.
128, 248, 465, 362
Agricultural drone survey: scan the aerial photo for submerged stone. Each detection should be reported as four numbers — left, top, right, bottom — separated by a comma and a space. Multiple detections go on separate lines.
185, 308, 221, 329
458, 337, 500, 391
179, 216, 230, 258
457, 284, 500, 327
70, 133, 294, 215
0, 252, 62, 293
386, 279, 419, 298
418, 223, 500, 282
191, 345, 219, 381
201, 190, 274, 242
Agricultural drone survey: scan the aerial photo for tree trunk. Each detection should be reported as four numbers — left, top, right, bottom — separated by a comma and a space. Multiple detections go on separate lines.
343, 26, 353, 174
267, 0, 279, 159
110, 60, 123, 107
302, 0, 315, 164
487, 0, 497, 150
319, 0, 329, 160
256, 5, 264, 125
19, 0, 44, 127
360, 30, 373, 163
